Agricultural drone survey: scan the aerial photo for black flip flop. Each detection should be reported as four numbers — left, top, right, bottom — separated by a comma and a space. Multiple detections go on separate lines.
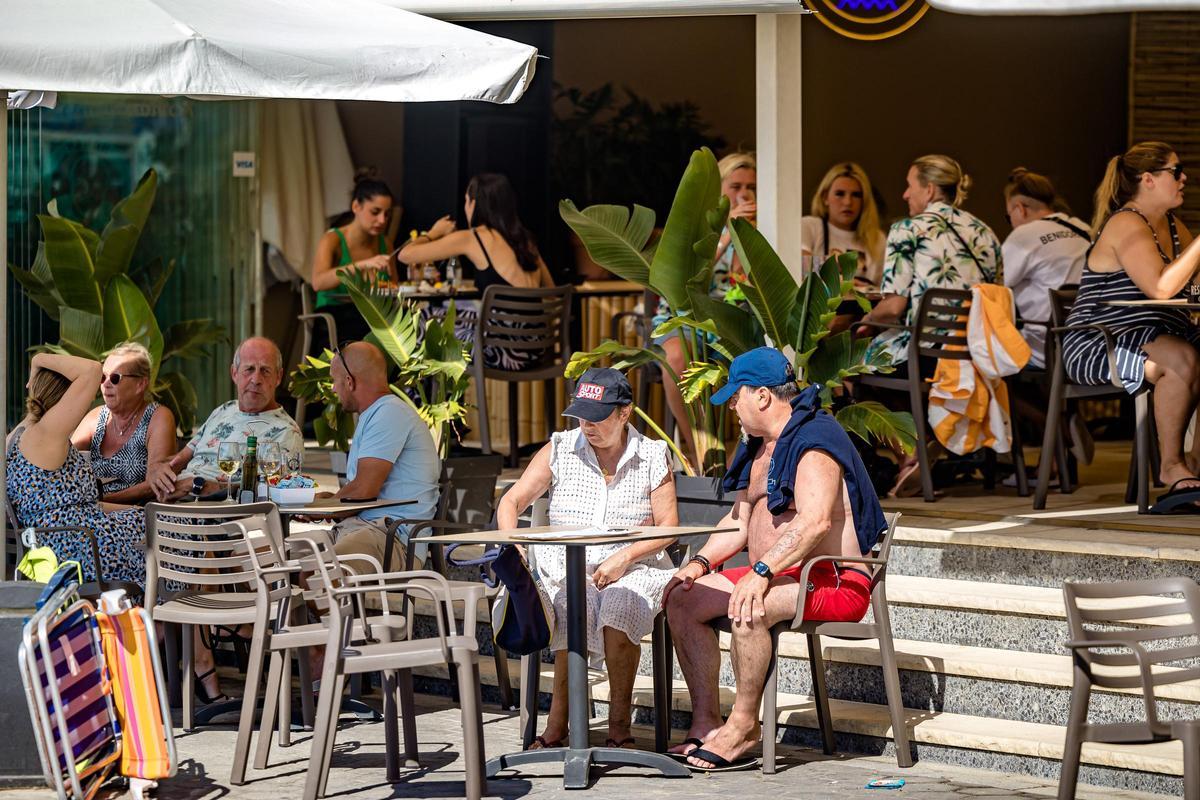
685, 747, 760, 773
667, 737, 705, 760
524, 735, 563, 751
1150, 478, 1200, 514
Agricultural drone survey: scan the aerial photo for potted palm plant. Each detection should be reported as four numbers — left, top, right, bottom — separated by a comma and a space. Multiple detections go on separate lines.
10, 168, 227, 434
560, 148, 914, 516
288, 270, 471, 458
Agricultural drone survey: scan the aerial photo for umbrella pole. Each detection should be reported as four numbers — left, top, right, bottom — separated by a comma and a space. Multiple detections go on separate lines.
1, 89, 8, 549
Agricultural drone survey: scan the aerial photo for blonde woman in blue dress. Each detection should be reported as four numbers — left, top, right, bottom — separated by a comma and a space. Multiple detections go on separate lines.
496, 368, 678, 751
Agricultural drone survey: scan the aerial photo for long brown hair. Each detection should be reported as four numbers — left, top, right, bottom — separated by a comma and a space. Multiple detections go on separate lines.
1091, 141, 1175, 233
26, 367, 71, 423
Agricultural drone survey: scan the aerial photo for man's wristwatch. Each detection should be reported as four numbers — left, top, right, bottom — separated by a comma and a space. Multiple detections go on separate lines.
189, 476, 206, 499
751, 560, 774, 581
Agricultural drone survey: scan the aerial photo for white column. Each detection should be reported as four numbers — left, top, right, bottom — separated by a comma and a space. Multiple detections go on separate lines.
1, 90, 9, 540
755, 13, 804, 281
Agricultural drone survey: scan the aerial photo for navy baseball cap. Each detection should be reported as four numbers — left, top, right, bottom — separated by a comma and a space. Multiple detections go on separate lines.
710, 347, 796, 405
563, 368, 633, 422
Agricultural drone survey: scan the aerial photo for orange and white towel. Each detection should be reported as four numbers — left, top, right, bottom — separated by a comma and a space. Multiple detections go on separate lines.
928, 284, 1031, 455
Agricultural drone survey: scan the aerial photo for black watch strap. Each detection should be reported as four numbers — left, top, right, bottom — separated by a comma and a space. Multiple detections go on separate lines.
752, 560, 774, 580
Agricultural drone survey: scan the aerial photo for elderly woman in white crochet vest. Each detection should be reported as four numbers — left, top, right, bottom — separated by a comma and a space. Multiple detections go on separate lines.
497, 367, 679, 752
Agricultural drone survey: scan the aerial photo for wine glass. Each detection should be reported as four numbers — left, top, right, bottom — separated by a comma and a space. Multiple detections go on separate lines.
285, 449, 303, 481
258, 442, 282, 496
216, 441, 243, 504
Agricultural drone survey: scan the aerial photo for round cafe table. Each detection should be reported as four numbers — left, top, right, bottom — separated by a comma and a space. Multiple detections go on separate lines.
411, 524, 735, 791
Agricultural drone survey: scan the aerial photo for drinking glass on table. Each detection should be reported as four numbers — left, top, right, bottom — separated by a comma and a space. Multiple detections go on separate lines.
258, 442, 282, 492
216, 441, 243, 504
285, 449, 303, 481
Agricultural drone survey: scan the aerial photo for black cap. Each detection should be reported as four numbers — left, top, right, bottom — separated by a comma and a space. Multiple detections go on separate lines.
562, 368, 633, 422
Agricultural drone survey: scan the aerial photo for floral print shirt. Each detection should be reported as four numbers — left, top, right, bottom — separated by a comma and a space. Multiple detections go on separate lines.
869, 201, 1002, 364
186, 401, 304, 480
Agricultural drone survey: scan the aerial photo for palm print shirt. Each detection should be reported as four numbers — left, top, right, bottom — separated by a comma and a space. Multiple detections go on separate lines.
186, 401, 304, 481
869, 200, 1002, 365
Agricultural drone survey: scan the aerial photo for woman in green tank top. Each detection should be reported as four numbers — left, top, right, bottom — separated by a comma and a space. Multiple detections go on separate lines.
310, 173, 397, 349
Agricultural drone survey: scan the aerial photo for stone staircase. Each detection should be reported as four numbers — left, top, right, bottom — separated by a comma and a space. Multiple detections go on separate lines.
411, 511, 1200, 798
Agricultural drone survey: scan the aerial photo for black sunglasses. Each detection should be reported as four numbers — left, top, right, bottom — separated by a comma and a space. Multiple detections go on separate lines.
102, 371, 146, 386
332, 341, 357, 384
1151, 164, 1185, 181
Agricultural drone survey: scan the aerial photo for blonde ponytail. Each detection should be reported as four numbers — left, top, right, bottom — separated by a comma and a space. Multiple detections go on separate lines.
912, 154, 971, 207
1091, 141, 1175, 233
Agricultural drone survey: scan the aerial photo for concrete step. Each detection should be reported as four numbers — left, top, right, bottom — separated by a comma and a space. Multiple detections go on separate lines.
889, 520, 1200, 589
412, 656, 1184, 797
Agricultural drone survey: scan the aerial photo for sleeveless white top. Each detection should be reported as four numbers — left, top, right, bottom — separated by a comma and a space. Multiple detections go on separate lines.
532, 425, 675, 655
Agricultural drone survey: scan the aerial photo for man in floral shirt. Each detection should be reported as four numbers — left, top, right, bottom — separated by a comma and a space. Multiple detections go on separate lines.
149, 337, 303, 499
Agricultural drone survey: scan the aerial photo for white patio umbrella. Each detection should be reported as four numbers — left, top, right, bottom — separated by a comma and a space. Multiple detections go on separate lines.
928, 0, 1200, 13
0, 0, 539, 524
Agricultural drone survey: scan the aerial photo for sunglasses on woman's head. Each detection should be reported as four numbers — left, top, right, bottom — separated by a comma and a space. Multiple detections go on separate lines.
1151, 164, 1185, 181
102, 372, 145, 386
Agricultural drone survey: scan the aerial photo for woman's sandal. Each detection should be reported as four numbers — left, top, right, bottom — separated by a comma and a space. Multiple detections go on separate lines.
685, 747, 760, 773
525, 735, 563, 751
603, 737, 637, 749
194, 667, 232, 705
667, 737, 705, 760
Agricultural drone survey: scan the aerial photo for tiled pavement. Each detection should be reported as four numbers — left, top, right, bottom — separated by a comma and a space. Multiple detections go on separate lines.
1, 694, 1170, 800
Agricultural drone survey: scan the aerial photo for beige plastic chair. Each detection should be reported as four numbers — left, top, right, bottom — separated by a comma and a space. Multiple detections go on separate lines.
1060, 577, 1200, 799
145, 501, 285, 731
292, 531, 487, 800
231, 528, 410, 785
708, 511, 912, 773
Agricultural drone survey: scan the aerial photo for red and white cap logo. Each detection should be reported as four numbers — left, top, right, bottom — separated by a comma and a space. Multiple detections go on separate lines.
576, 382, 605, 401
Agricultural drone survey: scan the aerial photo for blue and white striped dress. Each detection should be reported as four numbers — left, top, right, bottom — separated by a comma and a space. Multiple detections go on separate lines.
1061, 207, 1200, 394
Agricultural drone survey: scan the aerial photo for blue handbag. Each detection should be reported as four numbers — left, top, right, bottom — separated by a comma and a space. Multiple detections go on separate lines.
446, 543, 556, 656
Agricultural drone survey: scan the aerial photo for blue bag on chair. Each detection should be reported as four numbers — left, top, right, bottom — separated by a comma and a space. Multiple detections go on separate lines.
446, 543, 555, 656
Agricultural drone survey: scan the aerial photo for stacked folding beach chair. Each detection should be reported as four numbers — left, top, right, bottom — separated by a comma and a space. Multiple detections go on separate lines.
17, 567, 175, 799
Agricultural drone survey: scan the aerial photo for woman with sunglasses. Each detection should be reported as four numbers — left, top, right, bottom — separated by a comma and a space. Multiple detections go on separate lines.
1061, 141, 1200, 502
70, 342, 177, 503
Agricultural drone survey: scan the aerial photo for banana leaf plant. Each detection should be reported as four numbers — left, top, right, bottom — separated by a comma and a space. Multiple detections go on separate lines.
288, 270, 471, 458
561, 147, 915, 477
9, 168, 227, 434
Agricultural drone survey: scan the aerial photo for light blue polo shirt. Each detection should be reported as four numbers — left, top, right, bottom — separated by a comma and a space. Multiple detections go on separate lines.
347, 393, 440, 540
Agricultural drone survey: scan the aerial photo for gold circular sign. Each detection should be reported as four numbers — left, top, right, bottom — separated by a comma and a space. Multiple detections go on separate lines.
810, 0, 930, 41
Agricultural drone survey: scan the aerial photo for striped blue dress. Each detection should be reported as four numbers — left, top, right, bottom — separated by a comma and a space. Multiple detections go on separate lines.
1061, 207, 1200, 394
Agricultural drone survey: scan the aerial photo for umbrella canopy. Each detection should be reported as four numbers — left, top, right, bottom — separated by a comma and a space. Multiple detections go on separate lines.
0, 0, 540, 529
929, 0, 1199, 13
0, 0, 538, 102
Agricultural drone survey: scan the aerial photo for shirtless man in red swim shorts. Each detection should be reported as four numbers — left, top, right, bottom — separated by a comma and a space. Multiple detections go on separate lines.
662, 347, 887, 772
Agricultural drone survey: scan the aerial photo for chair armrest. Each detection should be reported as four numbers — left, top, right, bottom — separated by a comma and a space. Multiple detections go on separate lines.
331, 569, 462, 658
853, 320, 909, 332
1049, 322, 1124, 390
29, 526, 104, 586
297, 312, 337, 340
789, 554, 884, 629
1064, 638, 1159, 726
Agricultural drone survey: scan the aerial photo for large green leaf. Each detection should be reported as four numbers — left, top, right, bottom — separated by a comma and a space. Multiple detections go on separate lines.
95, 169, 158, 287
803, 331, 894, 405
39, 214, 103, 314
102, 274, 164, 382
58, 308, 104, 359
558, 201, 656, 287
792, 253, 856, 370
836, 402, 917, 456
47, 199, 101, 262
422, 302, 470, 382
161, 319, 227, 363
565, 340, 666, 379
154, 370, 199, 436
130, 257, 174, 308
728, 217, 799, 347
679, 361, 727, 404
648, 148, 723, 311
10, 243, 64, 320
341, 271, 421, 367
688, 288, 763, 357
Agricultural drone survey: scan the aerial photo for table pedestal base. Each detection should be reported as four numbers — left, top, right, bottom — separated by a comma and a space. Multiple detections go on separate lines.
486, 746, 690, 789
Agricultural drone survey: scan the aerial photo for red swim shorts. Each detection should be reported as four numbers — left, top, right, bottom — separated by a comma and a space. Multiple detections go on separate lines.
717, 561, 872, 623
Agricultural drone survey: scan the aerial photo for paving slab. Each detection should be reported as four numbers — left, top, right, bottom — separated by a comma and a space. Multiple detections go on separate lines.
0, 694, 1172, 800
